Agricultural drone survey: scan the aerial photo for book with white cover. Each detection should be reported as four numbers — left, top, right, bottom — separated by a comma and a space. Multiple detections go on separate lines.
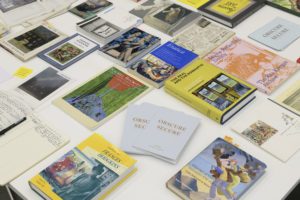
231, 100, 300, 162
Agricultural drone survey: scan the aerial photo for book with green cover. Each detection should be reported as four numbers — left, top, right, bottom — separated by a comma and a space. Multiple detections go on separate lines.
266, 0, 300, 17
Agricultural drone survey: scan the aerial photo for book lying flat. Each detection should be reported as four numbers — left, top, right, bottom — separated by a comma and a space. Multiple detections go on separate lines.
69, 0, 112, 19
266, 0, 300, 17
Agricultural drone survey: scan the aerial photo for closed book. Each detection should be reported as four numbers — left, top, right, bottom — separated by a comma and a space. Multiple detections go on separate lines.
266, 0, 300, 17
164, 58, 256, 124
178, 0, 210, 8
166, 138, 267, 200
29, 133, 136, 200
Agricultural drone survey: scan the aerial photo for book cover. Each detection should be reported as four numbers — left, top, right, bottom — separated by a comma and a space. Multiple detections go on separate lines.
0, 0, 36, 13
128, 41, 198, 88
231, 100, 300, 162
249, 17, 300, 51
204, 36, 300, 95
53, 66, 152, 130
129, 0, 201, 36
99, 27, 161, 67
29, 133, 136, 200
166, 138, 267, 200
171, 18, 235, 57
178, 0, 210, 8
39, 34, 99, 70
69, 0, 112, 19
164, 58, 256, 124
266, 0, 300, 17
198, 0, 265, 28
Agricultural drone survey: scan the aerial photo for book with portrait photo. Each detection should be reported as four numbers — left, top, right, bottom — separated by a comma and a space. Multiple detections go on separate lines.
69, 0, 112, 19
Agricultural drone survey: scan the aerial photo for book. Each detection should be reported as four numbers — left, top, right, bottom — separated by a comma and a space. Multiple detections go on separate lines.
166, 137, 267, 200
69, 0, 112, 19
29, 133, 136, 200
178, 0, 210, 8
204, 36, 300, 95
53, 66, 152, 130
0, 22, 67, 61
128, 41, 198, 88
171, 18, 235, 57
231, 100, 300, 162
249, 17, 300, 51
197, 0, 265, 28
129, 0, 201, 36
99, 27, 161, 67
38, 34, 99, 70
266, 0, 300, 17
76, 8, 142, 45
164, 58, 256, 124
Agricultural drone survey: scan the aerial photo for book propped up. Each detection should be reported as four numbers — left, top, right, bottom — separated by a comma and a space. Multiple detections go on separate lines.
29, 133, 136, 200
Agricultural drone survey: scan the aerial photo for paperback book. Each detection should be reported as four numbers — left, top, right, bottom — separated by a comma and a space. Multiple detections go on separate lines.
39, 34, 99, 70
178, 0, 210, 8
128, 41, 198, 88
129, 0, 201, 36
167, 138, 267, 200
266, 0, 300, 17
164, 58, 256, 124
69, 0, 112, 19
204, 36, 300, 95
53, 66, 152, 130
29, 133, 136, 200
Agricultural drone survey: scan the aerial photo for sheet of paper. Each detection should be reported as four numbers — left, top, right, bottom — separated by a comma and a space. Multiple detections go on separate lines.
0, 68, 12, 83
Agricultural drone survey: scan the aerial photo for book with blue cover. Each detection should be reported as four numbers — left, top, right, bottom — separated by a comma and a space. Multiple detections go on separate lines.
39, 33, 99, 70
249, 17, 300, 51
128, 41, 198, 88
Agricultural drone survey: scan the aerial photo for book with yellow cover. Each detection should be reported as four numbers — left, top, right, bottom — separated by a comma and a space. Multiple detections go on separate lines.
178, 0, 210, 8
164, 58, 256, 124
29, 133, 137, 200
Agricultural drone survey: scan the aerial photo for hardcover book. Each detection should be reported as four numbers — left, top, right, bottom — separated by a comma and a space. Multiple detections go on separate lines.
249, 17, 300, 51
128, 41, 198, 88
53, 66, 152, 130
164, 58, 256, 124
171, 18, 235, 57
69, 0, 112, 19
166, 138, 267, 200
38, 34, 99, 70
197, 0, 265, 28
231, 100, 300, 162
129, 0, 201, 36
99, 27, 161, 67
204, 36, 300, 95
266, 0, 300, 17
29, 133, 136, 200
178, 0, 210, 8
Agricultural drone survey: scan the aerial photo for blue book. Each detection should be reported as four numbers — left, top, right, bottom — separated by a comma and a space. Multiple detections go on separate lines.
249, 17, 300, 51
128, 41, 198, 88
39, 33, 99, 70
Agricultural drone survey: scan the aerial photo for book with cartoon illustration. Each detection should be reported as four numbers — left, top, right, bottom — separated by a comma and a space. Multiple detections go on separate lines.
266, 0, 300, 17
29, 133, 137, 200
166, 137, 267, 200
164, 58, 256, 124
204, 36, 300, 95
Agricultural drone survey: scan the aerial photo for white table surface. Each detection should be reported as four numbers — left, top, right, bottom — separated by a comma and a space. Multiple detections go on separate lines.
2, 0, 300, 200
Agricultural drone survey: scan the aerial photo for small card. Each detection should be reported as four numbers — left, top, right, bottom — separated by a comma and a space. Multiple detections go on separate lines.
13, 67, 33, 79
0, 68, 12, 83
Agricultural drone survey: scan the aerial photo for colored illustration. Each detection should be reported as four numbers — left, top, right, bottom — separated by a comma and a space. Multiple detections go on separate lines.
69, 0, 112, 19
241, 120, 278, 146
153, 4, 191, 25
47, 43, 84, 64
268, 0, 300, 13
63, 67, 149, 122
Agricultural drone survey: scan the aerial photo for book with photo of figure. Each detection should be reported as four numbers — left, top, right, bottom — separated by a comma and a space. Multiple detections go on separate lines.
266, 0, 300, 17
69, 0, 112, 19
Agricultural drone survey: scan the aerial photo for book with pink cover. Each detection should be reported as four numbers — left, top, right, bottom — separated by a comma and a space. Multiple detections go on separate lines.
204, 36, 300, 95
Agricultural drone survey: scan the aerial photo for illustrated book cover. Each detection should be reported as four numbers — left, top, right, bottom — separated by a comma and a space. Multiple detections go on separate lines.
99, 27, 161, 67
266, 0, 300, 17
171, 17, 235, 57
204, 36, 300, 95
231, 100, 300, 162
38, 34, 99, 70
166, 137, 267, 200
29, 133, 136, 200
53, 66, 152, 130
69, 0, 112, 19
197, 0, 265, 28
249, 17, 300, 51
128, 41, 198, 88
0, 22, 67, 61
164, 58, 256, 124
129, 0, 201, 36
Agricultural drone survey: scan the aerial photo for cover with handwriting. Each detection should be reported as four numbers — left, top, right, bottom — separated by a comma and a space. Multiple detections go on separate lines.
128, 41, 198, 88
198, 0, 265, 28
164, 58, 256, 124
267, 0, 300, 17
171, 18, 235, 57
29, 133, 136, 200
231, 100, 300, 162
53, 66, 151, 130
249, 17, 300, 51
204, 36, 300, 95
166, 137, 267, 200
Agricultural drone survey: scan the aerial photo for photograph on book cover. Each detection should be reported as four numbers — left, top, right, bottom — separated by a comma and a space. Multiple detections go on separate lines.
153, 4, 191, 25
69, 0, 112, 19
47, 43, 84, 65
129, 0, 172, 19
0, 0, 36, 13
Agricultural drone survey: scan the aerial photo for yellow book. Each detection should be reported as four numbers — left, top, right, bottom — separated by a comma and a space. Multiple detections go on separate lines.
29, 133, 136, 200
164, 58, 256, 124
178, 0, 210, 8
